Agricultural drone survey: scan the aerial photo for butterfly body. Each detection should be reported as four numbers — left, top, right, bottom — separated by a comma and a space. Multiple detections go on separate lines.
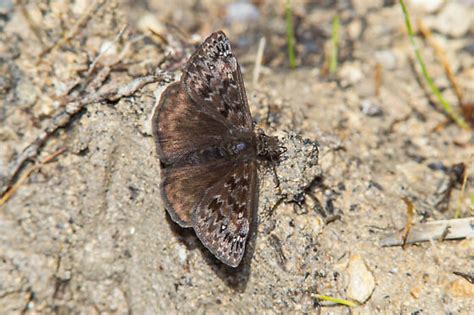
153, 31, 280, 267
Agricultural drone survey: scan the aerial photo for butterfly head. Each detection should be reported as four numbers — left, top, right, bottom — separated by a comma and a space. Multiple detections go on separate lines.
256, 130, 286, 162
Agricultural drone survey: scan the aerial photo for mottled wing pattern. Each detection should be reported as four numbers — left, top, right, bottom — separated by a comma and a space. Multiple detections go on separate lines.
160, 158, 236, 227
154, 31, 259, 267
192, 161, 258, 267
182, 31, 253, 130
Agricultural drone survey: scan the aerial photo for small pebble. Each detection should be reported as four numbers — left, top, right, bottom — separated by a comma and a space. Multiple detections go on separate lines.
462, 43, 474, 54
226, 1, 260, 25
446, 278, 474, 298
427, 161, 447, 172
375, 50, 397, 70
339, 63, 363, 87
346, 254, 376, 304
409, 0, 444, 13
137, 13, 166, 34
177, 245, 188, 265
433, 2, 472, 37
348, 19, 362, 39
361, 99, 384, 117
352, 0, 382, 15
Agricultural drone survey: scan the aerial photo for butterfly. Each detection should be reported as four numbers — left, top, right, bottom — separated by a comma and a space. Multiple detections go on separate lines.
152, 31, 281, 267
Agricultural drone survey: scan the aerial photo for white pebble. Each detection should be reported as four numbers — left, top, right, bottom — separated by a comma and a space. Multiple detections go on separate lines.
346, 254, 376, 304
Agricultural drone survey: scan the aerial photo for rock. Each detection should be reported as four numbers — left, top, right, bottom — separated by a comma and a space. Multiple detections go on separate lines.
137, 13, 166, 35
375, 50, 397, 70
225, 1, 260, 25
259, 131, 321, 213
346, 254, 376, 303
16, 78, 37, 108
433, 2, 472, 37
458, 0, 474, 6
462, 42, 474, 54
410, 285, 423, 298
339, 62, 363, 87
446, 278, 474, 298
455, 238, 474, 259
409, 0, 444, 13
361, 98, 384, 117
348, 19, 362, 40
352, 0, 384, 15
274, 132, 321, 201
176, 244, 188, 265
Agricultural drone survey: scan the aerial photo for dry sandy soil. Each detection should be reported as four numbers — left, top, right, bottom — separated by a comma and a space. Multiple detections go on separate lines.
0, 0, 473, 314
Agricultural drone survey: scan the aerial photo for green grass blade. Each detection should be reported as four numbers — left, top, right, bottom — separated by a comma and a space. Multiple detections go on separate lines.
329, 15, 340, 75
399, 0, 469, 129
314, 294, 358, 307
285, 0, 296, 69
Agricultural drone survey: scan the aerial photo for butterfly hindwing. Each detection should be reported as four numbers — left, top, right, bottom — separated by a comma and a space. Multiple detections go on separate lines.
161, 157, 237, 227
192, 161, 258, 267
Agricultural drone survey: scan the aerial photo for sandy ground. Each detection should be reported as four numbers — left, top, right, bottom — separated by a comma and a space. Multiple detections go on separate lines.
0, 0, 473, 314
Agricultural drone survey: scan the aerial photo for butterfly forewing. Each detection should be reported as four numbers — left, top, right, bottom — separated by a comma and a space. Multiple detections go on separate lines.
153, 82, 231, 165
182, 31, 253, 131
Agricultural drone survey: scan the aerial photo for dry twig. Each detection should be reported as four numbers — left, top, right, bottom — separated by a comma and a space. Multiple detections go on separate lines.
381, 217, 474, 246
38, 0, 106, 60
453, 271, 474, 284
0, 148, 66, 206
374, 63, 382, 97
19, 0, 45, 47
401, 197, 415, 249
454, 160, 470, 218
418, 20, 464, 105
252, 37, 266, 86
87, 24, 129, 77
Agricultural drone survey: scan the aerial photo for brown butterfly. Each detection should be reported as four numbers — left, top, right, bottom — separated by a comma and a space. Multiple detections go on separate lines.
152, 31, 281, 267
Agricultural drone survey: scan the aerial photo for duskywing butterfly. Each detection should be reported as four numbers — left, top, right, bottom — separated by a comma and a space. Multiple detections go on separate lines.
152, 31, 281, 267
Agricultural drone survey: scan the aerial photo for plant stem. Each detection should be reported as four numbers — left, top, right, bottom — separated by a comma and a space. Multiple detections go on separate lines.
329, 15, 340, 75
399, 0, 469, 129
285, 0, 296, 69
